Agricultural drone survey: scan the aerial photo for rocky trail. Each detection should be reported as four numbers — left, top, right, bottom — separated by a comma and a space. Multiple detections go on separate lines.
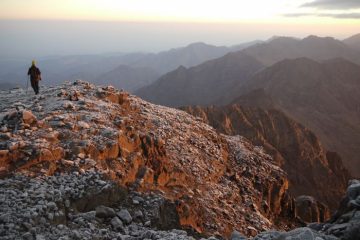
0, 81, 359, 240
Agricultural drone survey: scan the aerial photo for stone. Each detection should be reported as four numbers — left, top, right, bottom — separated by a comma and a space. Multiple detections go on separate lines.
22, 110, 37, 125
40, 149, 54, 161
47, 202, 57, 210
78, 211, 96, 221
22, 232, 34, 240
72, 230, 82, 239
96, 206, 116, 218
0, 133, 10, 141
133, 210, 143, 220
347, 182, 360, 200
117, 209, 132, 224
111, 217, 124, 231
0, 150, 9, 163
63, 101, 75, 110
141, 230, 157, 239
78, 121, 90, 129
132, 196, 144, 203
327, 223, 349, 232
308, 223, 325, 232
36, 234, 46, 240
230, 230, 247, 240
65, 200, 71, 208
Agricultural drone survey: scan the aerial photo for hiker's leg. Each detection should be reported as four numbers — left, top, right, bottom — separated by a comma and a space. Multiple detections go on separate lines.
35, 81, 39, 94
30, 79, 37, 94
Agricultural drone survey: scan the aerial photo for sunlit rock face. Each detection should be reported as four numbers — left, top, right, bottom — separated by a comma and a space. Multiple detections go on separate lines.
182, 104, 350, 211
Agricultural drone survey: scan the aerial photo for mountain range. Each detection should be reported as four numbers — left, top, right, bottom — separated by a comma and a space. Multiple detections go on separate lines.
136, 35, 360, 177
0, 41, 258, 91
242, 35, 360, 66
136, 35, 360, 107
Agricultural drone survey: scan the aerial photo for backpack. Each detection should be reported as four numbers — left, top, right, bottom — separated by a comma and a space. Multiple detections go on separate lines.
28, 66, 41, 81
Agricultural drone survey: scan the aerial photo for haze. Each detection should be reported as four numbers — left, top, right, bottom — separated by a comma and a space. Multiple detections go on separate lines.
1, 0, 360, 58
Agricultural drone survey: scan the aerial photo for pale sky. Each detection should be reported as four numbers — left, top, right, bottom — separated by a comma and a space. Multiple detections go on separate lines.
0, 0, 359, 58
1, 0, 360, 23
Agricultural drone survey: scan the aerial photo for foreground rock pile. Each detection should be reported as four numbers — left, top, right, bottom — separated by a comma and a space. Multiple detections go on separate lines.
253, 180, 360, 240
0, 81, 359, 240
0, 171, 206, 240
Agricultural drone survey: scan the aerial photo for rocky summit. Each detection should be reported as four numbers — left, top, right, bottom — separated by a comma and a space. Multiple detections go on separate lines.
0, 80, 359, 240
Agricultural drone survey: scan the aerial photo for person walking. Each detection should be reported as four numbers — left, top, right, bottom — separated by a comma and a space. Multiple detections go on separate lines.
27, 60, 41, 95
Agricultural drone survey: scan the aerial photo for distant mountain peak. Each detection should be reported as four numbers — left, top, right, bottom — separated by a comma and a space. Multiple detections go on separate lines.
186, 42, 211, 47
176, 65, 187, 70
267, 35, 298, 42
302, 35, 337, 42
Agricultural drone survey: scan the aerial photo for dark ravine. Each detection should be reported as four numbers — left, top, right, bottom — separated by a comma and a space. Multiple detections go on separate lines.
235, 57, 360, 177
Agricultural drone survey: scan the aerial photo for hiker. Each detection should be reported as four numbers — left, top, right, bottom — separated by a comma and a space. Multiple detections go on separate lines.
27, 60, 41, 95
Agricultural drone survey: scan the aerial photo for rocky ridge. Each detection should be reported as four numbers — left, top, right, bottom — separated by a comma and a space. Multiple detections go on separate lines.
0, 81, 359, 240
0, 81, 296, 238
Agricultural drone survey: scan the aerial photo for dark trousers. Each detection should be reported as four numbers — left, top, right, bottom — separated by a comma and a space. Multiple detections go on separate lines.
30, 79, 39, 95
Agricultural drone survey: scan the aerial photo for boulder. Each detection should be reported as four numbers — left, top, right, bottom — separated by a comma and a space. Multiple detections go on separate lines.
110, 216, 124, 231
347, 180, 360, 200
95, 206, 116, 218
22, 110, 37, 125
117, 209, 132, 224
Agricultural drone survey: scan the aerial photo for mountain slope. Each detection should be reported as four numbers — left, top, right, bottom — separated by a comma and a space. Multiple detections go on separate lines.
182, 104, 350, 209
242, 35, 360, 66
343, 33, 360, 51
236, 57, 360, 177
135, 52, 264, 107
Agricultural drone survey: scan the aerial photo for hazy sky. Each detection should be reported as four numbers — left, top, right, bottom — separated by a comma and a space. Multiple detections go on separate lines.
0, 0, 359, 58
